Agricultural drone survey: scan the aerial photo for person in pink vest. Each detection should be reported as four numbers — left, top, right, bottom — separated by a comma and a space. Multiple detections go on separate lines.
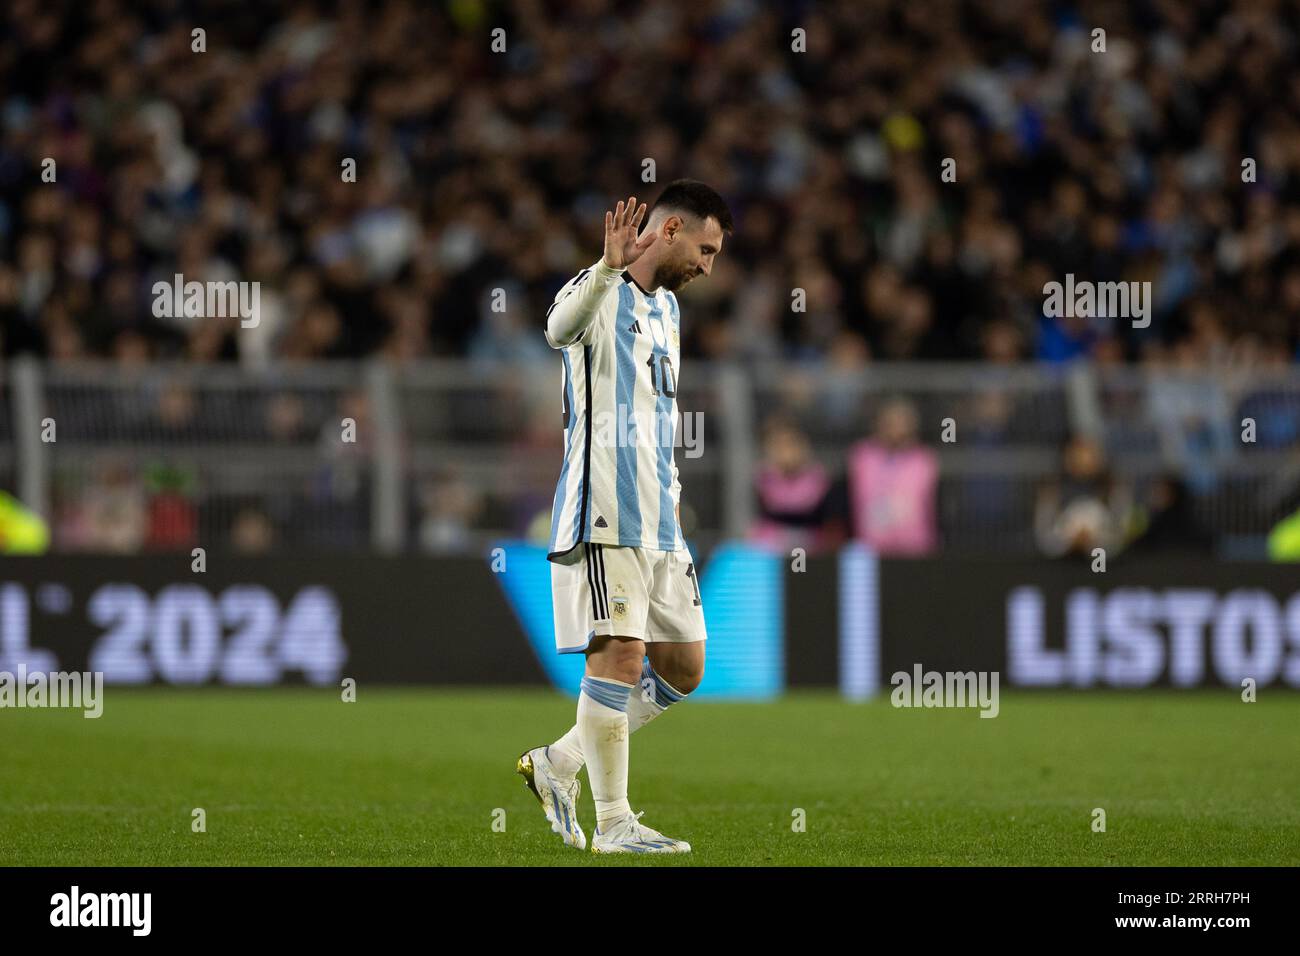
847, 397, 939, 555
749, 415, 838, 555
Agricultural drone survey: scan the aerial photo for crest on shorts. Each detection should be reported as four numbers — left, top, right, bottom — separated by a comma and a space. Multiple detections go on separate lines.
611, 596, 629, 621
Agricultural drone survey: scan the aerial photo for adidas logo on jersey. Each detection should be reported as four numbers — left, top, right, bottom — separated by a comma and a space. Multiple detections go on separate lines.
594, 515, 608, 528
627, 321, 642, 334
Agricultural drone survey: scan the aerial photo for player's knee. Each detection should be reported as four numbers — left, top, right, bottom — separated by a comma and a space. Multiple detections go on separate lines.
659, 661, 704, 695
679, 665, 704, 694
587, 637, 645, 686
610, 659, 645, 685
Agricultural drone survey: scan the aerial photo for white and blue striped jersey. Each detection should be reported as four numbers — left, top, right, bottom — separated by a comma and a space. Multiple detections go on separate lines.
544, 259, 686, 563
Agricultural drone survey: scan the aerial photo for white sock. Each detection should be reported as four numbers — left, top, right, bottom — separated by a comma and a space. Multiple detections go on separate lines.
549, 661, 688, 779
546, 726, 586, 778
577, 676, 634, 829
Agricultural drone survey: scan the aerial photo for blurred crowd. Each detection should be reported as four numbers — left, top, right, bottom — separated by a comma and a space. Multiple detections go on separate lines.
2, 0, 1300, 371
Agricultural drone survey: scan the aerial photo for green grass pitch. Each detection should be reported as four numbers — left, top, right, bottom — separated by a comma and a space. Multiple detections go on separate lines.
2, 688, 1297, 866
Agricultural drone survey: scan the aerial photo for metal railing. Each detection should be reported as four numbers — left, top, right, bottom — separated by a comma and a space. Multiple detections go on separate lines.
4, 357, 1299, 556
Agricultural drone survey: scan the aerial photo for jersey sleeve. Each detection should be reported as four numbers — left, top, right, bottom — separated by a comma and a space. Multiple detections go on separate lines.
544, 259, 625, 348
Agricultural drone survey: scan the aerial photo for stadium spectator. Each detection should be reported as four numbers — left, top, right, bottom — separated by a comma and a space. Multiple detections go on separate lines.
1234, 337, 1300, 450
74, 458, 148, 553
847, 397, 939, 555
304, 388, 372, 548
749, 415, 838, 555
142, 463, 199, 550
1145, 335, 1235, 485
952, 387, 1024, 543
1034, 435, 1134, 559
1127, 475, 1213, 556
419, 472, 483, 553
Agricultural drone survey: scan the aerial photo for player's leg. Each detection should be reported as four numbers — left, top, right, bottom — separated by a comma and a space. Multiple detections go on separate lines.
517, 545, 630, 849
566, 545, 650, 834
588, 547, 703, 853
642, 638, 704, 722
583, 628, 691, 853
637, 545, 707, 719
543, 543, 653, 777
544, 546, 701, 766
518, 544, 651, 848
544, 650, 691, 769
578, 634, 644, 834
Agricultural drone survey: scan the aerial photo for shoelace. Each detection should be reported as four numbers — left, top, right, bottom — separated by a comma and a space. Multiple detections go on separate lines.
599, 810, 678, 847
628, 811, 666, 842
601, 811, 645, 840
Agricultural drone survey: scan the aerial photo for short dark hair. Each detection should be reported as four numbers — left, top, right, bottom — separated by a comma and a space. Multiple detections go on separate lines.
648, 179, 734, 234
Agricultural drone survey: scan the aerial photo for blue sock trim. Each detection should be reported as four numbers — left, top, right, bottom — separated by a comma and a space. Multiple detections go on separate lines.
581, 676, 632, 713
642, 659, 687, 706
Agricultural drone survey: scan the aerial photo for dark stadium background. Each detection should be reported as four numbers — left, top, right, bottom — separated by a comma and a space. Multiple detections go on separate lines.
0, 0, 1297, 868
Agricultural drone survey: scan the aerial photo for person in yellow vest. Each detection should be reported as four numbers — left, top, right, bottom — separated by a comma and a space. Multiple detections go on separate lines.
0, 491, 49, 554
1267, 507, 1300, 561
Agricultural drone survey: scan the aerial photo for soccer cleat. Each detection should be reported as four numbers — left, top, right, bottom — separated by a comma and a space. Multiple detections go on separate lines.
591, 811, 691, 854
516, 747, 586, 850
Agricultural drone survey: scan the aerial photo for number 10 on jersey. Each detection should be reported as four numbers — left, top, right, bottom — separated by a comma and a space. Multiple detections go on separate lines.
646, 353, 676, 397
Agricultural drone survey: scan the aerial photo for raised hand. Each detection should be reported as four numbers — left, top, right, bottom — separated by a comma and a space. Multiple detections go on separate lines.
602, 195, 656, 270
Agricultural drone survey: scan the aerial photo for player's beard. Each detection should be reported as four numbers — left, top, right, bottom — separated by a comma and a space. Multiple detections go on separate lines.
655, 259, 697, 292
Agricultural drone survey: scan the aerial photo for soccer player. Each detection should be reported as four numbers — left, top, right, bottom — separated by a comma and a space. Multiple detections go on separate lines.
516, 179, 732, 853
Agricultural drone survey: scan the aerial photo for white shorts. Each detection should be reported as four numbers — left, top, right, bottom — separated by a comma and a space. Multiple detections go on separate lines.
551, 543, 707, 654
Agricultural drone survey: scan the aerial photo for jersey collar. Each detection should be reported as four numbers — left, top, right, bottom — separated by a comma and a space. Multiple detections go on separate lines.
622, 272, 656, 297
